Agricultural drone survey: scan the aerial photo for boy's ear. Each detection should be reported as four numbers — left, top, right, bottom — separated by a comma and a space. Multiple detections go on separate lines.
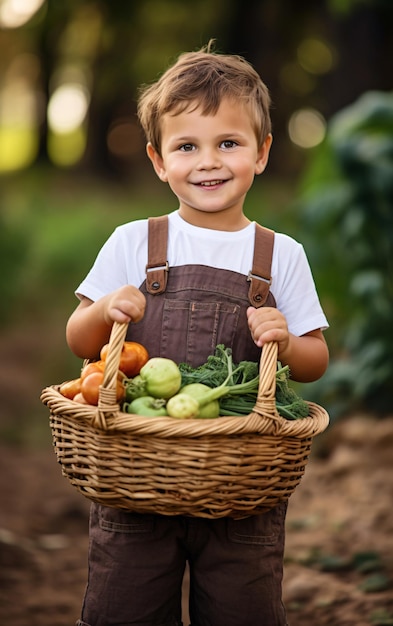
146, 142, 168, 182
255, 133, 273, 175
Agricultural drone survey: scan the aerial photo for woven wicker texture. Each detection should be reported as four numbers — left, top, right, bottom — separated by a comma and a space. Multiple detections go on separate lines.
41, 321, 329, 519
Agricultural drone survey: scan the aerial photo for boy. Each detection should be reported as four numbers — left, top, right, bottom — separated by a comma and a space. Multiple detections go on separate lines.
67, 43, 328, 626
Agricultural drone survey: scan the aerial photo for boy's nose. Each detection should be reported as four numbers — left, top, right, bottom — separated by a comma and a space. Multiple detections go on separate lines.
196, 148, 221, 170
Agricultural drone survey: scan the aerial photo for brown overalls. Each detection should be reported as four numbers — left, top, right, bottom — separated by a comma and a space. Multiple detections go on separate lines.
77, 216, 288, 626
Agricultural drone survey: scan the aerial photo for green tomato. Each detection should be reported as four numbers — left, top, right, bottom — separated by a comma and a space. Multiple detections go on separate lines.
181, 383, 220, 419
124, 396, 167, 417
124, 374, 147, 402
139, 357, 182, 399
166, 393, 199, 419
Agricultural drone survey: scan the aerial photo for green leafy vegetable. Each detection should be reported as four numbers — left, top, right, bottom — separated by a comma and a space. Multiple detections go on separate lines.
179, 345, 309, 420
275, 364, 310, 420
176, 354, 260, 413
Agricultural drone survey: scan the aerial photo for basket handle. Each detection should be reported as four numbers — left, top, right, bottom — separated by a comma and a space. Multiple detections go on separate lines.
98, 321, 128, 407
253, 341, 279, 414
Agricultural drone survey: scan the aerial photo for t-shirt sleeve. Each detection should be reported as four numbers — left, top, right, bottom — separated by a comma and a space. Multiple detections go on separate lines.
75, 228, 129, 301
271, 234, 329, 336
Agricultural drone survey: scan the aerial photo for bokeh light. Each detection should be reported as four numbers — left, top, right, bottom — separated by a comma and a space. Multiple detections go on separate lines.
297, 38, 336, 75
47, 126, 87, 167
0, 0, 46, 28
107, 120, 143, 160
0, 52, 42, 172
47, 83, 90, 134
47, 75, 90, 167
288, 108, 327, 149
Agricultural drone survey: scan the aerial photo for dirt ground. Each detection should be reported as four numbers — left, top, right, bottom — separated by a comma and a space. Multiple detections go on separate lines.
1, 413, 393, 626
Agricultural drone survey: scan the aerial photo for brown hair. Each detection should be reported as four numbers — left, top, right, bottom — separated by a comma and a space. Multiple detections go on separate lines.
137, 42, 272, 155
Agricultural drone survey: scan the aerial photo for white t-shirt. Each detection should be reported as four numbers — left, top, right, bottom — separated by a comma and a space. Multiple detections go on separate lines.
76, 210, 328, 337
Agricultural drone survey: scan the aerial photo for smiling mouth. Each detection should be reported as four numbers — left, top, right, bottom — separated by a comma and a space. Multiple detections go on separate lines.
197, 180, 225, 187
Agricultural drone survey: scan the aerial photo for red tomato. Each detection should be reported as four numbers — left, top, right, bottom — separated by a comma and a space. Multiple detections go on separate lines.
100, 341, 149, 377
59, 378, 82, 400
81, 371, 125, 406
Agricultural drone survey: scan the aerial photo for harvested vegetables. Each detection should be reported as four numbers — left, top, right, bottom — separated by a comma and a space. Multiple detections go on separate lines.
100, 340, 149, 378
59, 340, 149, 404
139, 357, 182, 399
64, 340, 309, 420
179, 344, 259, 388
180, 383, 220, 419
124, 396, 167, 416
178, 344, 309, 420
121, 345, 309, 420
172, 351, 262, 418
274, 363, 310, 420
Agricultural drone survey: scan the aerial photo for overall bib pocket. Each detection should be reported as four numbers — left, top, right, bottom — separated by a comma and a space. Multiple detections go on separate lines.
160, 299, 240, 365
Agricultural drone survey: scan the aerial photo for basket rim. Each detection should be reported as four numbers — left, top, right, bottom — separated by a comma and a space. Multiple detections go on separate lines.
41, 383, 329, 439
42, 322, 329, 439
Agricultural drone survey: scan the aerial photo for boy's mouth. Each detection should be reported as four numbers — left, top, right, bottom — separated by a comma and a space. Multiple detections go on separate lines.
197, 180, 225, 187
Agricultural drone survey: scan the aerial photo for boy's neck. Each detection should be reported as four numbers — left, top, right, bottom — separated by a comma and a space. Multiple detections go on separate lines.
178, 208, 251, 232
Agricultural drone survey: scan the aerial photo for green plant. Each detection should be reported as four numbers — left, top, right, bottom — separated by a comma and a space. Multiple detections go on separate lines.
296, 91, 393, 417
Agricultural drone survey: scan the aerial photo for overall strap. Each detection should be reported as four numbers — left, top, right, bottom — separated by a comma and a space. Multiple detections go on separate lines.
247, 224, 274, 307
146, 215, 169, 294
146, 216, 274, 306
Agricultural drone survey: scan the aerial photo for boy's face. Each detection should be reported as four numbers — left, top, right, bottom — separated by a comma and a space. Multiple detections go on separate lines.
147, 98, 272, 230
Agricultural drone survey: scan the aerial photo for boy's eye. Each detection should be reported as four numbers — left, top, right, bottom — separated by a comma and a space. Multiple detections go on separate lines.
179, 143, 195, 152
220, 140, 237, 149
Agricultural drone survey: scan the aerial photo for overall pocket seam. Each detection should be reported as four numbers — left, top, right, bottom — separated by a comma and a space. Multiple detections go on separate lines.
98, 508, 155, 534
99, 518, 154, 533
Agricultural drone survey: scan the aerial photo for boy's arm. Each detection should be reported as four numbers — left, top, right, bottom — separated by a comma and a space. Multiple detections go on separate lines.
247, 306, 328, 383
66, 285, 146, 360
275, 329, 328, 383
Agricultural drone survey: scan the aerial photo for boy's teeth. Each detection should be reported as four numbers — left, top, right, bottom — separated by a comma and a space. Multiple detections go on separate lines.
201, 180, 221, 186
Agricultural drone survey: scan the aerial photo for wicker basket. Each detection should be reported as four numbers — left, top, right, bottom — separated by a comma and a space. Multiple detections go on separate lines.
41, 321, 329, 519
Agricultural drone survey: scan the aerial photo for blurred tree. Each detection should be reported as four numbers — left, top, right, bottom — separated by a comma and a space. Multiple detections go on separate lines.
33, 0, 234, 177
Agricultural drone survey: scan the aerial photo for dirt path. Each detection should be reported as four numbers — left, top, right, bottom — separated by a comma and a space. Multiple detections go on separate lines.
1, 414, 393, 625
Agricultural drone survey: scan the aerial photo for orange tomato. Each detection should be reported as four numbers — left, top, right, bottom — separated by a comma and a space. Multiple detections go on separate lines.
81, 360, 105, 380
59, 378, 82, 400
73, 392, 88, 404
100, 341, 149, 378
81, 371, 125, 406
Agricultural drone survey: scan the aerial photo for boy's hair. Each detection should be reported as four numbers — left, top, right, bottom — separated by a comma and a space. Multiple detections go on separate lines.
137, 42, 272, 155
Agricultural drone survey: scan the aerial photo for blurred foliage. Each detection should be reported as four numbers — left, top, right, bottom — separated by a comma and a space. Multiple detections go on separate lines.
296, 90, 393, 417
0, 169, 175, 324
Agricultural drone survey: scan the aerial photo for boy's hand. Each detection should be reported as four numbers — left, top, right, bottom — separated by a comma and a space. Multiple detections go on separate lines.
247, 306, 329, 382
247, 306, 290, 356
104, 285, 146, 325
